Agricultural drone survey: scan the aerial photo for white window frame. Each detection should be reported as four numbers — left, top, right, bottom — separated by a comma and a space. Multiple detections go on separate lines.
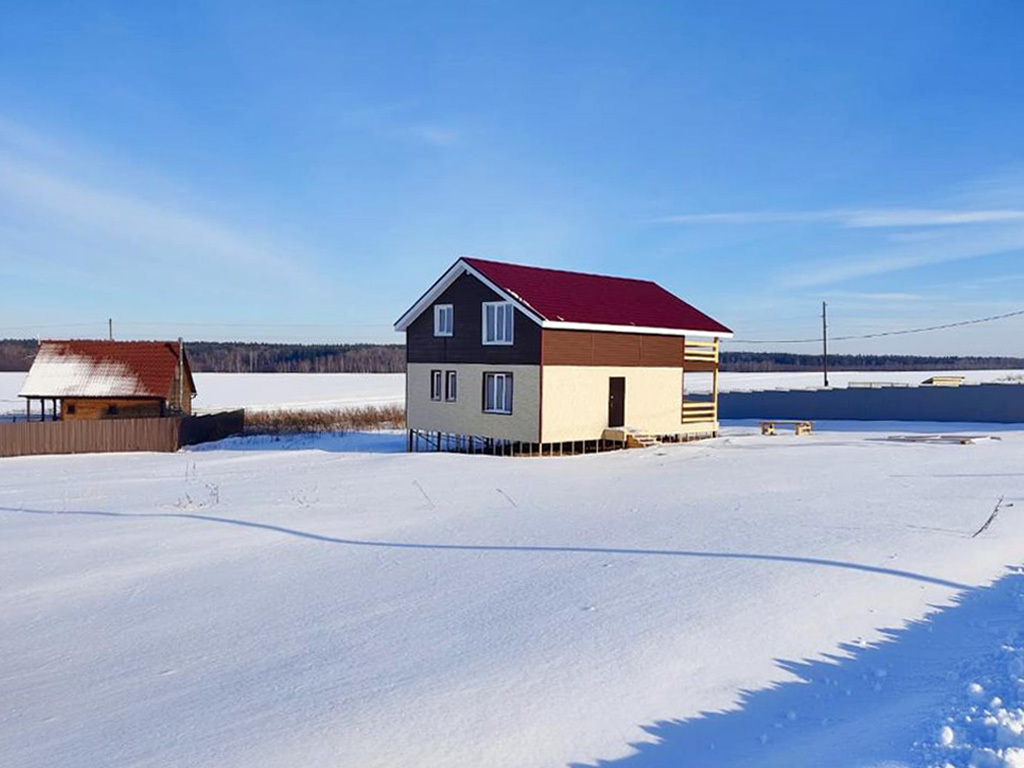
483, 372, 513, 414
434, 304, 453, 337
445, 370, 457, 402
482, 301, 514, 345
430, 369, 442, 401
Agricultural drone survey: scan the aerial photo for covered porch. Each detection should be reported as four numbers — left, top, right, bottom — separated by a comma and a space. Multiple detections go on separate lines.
681, 337, 721, 431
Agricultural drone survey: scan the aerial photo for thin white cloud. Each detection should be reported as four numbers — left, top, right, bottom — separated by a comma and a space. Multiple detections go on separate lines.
344, 102, 461, 147
408, 125, 460, 146
654, 208, 1024, 228
0, 153, 308, 277
783, 225, 1024, 287
822, 290, 929, 302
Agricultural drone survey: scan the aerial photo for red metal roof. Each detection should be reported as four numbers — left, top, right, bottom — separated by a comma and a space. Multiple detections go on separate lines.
462, 257, 732, 334
20, 340, 194, 399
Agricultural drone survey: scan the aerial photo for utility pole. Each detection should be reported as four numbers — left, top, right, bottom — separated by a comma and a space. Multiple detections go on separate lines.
821, 301, 830, 388
108, 318, 113, 341
178, 337, 185, 414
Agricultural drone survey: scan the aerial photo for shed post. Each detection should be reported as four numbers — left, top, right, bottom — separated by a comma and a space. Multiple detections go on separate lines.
712, 339, 720, 423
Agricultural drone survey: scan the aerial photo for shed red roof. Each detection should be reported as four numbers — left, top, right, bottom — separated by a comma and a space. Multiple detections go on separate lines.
20, 340, 194, 399
462, 257, 732, 334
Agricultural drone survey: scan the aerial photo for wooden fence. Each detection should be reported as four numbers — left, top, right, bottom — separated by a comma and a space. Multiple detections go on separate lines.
0, 410, 245, 459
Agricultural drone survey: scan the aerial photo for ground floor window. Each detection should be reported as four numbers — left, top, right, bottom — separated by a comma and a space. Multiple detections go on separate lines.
445, 371, 457, 402
483, 372, 513, 414
430, 370, 442, 401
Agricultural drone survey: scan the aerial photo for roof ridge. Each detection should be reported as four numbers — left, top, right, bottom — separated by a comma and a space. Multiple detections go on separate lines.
41, 339, 180, 345
462, 256, 659, 286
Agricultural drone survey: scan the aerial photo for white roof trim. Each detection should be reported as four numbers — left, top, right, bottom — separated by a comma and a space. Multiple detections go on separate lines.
393, 259, 545, 331
541, 321, 732, 339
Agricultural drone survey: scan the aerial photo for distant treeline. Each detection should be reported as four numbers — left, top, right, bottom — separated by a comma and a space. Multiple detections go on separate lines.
0, 339, 405, 373
182, 342, 405, 373
1, 339, 1021, 373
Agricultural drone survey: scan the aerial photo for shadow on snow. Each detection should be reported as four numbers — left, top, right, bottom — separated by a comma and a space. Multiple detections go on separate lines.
3, 505, 1018, 766
2, 507, 968, 592
572, 569, 1024, 768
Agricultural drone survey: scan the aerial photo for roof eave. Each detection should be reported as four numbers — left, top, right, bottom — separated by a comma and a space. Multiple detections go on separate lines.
542, 321, 732, 338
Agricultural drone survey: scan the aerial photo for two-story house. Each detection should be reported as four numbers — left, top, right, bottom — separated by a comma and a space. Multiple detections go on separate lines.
393, 257, 732, 454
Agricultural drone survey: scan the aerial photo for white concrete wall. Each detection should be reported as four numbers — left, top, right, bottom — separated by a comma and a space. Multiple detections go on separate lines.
541, 366, 687, 442
406, 363, 540, 442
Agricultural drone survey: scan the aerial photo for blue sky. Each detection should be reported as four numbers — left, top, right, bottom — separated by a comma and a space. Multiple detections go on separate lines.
1, 1, 1023, 354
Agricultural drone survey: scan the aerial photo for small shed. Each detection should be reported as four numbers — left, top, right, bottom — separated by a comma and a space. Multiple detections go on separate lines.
19, 340, 196, 421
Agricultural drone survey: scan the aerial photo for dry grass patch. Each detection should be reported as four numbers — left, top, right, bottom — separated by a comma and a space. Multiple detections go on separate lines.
245, 404, 405, 435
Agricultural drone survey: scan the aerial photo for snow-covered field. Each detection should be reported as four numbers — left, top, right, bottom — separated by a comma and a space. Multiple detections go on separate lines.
2, 370, 1021, 415
0, 372, 406, 415
189, 372, 405, 413
4, 422, 1024, 767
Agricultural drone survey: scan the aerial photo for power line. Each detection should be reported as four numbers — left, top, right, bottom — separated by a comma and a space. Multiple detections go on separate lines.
730, 307, 1024, 345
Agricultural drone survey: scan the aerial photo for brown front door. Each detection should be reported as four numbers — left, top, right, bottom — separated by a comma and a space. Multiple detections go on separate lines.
608, 376, 625, 427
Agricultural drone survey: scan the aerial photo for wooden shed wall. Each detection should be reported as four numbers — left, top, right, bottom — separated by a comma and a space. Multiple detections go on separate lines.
62, 398, 165, 420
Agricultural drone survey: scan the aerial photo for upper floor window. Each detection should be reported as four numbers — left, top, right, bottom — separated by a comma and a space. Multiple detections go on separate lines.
482, 301, 514, 345
434, 304, 453, 337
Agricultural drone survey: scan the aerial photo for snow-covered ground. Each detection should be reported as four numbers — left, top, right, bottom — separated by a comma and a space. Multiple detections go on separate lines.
2, 370, 1021, 415
3, 422, 1024, 767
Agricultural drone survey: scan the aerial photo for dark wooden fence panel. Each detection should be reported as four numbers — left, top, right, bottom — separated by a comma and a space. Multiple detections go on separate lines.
0, 410, 245, 458
179, 410, 245, 446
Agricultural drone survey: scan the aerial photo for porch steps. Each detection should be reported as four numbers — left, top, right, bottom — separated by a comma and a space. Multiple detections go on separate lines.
624, 428, 660, 449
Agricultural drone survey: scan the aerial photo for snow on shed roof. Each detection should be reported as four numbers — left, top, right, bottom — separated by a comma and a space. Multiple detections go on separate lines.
19, 340, 191, 399
394, 257, 732, 337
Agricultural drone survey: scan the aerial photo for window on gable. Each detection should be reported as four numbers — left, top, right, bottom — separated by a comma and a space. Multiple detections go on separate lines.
430, 370, 442, 401
434, 304, 453, 337
482, 302, 514, 345
445, 371, 457, 402
482, 372, 513, 414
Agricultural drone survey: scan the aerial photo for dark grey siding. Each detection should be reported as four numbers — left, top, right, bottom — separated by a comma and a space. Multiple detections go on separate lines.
406, 272, 542, 364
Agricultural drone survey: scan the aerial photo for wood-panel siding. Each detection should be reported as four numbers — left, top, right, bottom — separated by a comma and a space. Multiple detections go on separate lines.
62, 398, 165, 420
406, 273, 542, 365
542, 330, 685, 367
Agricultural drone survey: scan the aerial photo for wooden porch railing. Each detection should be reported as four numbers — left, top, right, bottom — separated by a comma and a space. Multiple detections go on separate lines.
683, 338, 719, 364
682, 337, 721, 424
681, 401, 717, 424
